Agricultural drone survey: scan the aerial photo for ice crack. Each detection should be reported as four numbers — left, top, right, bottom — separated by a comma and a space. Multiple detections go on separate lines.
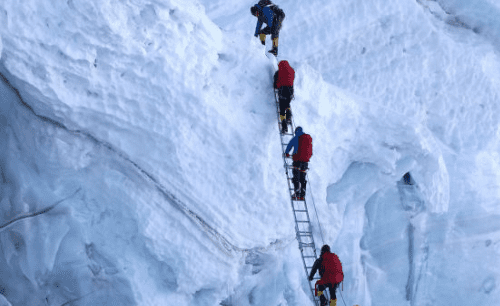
415, 0, 474, 31
0, 188, 81, 232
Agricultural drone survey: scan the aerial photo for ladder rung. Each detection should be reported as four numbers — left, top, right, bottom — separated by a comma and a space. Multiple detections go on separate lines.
300, 241, 314, 245
300, 244, 315, 249
298, 239, 313, 244
300, 246, 316, 250
294, 209, 307, 212
297, 221, 309, 223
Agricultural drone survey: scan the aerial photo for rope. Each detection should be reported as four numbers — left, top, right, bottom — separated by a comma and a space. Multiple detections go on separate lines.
339, 287, 348, 306
307, 173, 325, 246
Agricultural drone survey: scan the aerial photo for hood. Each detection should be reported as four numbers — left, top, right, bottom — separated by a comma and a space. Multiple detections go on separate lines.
295, 126, 304, 137
278, 60, 291, 71
320, 244, 330, 255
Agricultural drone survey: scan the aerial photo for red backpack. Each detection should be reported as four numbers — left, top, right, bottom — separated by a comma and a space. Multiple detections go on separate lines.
276, 61, 295, 88
294, 134, 313, 162
319, 252, 344, 285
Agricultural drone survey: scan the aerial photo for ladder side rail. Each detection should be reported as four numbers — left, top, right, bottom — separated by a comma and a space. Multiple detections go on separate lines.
299, 246, 320, 305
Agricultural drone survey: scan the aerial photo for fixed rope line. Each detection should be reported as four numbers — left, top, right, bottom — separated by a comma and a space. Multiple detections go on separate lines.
340, 289, 348, 306
307, 176, 325, 246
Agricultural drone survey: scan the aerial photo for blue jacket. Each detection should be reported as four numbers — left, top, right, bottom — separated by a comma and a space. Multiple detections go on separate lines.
285, 127, 304, 155
254, 5, 274, 36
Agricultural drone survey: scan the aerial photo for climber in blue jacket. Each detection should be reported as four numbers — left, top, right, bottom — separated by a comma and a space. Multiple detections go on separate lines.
251, 0, 285, 56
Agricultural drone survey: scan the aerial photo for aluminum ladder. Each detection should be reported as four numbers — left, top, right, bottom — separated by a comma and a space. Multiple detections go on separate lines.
273, 88, 323, 306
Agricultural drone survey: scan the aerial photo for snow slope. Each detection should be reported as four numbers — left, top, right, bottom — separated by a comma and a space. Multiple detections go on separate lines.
1, 0, 500, 305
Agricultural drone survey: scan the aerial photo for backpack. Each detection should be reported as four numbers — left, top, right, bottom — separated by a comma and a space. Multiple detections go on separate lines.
257, 0, 285, 20
320, 252, 344, 284
295, 134, 312, 162
272, 6, 285, 20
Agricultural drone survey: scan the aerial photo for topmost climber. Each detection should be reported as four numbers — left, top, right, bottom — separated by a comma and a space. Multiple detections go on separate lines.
251, 0, 285, 57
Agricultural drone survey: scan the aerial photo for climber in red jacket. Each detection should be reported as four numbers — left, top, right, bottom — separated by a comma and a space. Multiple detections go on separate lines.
273, 60, 295, 134
309, 245, 344, 306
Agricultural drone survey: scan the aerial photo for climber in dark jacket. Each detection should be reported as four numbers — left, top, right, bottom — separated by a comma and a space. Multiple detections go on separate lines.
251, 0, 285, 56
309, 245, 344, 306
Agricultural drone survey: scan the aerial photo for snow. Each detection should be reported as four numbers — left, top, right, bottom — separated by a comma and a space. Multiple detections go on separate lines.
1, 0, 500, 305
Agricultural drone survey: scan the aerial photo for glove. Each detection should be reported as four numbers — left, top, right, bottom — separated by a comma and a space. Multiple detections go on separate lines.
286, 153, 290, 158
308, 276, 313, 281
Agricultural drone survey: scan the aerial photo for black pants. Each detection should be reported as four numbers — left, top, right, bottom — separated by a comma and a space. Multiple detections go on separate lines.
278, 86, 293, 118
318, 282, 340, 304
260, 15, 283, 40
292, 161, 308, 196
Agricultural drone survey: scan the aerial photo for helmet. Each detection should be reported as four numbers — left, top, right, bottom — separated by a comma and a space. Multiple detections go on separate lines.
320, 245, 330, 254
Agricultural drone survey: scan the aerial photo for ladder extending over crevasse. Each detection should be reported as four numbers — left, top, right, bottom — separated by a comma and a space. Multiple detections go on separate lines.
273, 88, 323, 306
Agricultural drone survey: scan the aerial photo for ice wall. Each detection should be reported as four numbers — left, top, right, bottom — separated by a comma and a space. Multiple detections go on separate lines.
1, 0, 500, 305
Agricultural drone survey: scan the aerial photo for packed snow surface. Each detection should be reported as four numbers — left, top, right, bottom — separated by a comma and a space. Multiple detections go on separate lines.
1, 0, 500, 305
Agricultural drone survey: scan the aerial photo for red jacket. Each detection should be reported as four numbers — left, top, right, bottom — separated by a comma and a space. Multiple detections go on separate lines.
276, 60, 295, 88
315, 252, 344, 285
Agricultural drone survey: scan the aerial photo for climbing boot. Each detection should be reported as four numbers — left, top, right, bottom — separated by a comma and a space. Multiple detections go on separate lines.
269, 38, 279, 56
281, 119, 288, 133
268, 46, 278, 56
259, 34, 266, 45
330, 299, 337, 306
285, 108, 292, 124
317, 290, 327, 306
300, 180, 307, 198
